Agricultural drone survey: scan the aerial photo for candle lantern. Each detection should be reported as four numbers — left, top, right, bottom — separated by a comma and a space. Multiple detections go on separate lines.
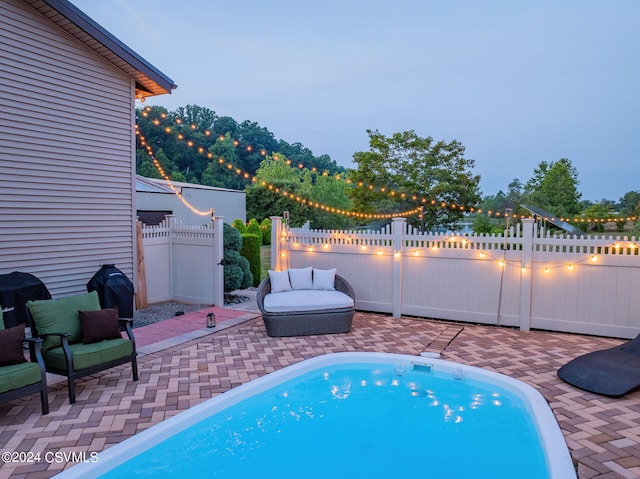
206, 312, 216, 328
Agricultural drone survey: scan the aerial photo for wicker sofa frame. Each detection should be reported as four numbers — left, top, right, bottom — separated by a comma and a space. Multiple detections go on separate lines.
256, 274, 355, 337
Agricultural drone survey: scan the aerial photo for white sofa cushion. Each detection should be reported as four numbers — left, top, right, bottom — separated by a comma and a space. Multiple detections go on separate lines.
312, 268, 336, 290
268, 270, 292, 293
288, 267, 313, 290
263, 290, 354, 313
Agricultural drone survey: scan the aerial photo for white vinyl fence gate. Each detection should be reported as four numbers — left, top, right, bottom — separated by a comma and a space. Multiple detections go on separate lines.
141, 216, 223, 306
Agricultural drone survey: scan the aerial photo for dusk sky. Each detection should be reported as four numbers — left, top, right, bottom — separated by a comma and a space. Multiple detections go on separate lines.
71, 0, 639, 202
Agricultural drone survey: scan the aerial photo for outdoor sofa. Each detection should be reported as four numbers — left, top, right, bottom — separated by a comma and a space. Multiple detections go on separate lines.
257, 267, 355, 337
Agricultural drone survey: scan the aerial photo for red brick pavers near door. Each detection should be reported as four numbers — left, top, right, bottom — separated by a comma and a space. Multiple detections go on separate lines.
1, 312, 639, 478
133, 306, 257, 349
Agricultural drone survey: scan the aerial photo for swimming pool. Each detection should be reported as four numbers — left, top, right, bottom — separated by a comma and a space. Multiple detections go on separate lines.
55, 352, 576, 478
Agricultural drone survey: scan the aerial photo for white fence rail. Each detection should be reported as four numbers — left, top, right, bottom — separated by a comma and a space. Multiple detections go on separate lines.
141, 216, 224, 306
271, 216, 640, 339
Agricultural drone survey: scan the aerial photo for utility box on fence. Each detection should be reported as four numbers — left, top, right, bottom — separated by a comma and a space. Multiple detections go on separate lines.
87, 265, 135, 318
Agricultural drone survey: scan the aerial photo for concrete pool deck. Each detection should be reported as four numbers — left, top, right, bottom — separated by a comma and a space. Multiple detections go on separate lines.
1, 309, 639, 478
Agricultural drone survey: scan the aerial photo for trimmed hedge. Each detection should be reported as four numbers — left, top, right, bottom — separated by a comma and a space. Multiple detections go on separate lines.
247, 218, 263, 244
223, 223, 252, 292
231, 218, 247, 234
240, 233, 261, 287
260, 218, 272, 245
223, 250, 252, 291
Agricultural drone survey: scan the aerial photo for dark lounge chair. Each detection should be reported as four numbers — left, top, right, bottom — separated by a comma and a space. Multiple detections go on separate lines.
25, 291, 138, 404
0, 318, 49, 415
557, 334, 640, 397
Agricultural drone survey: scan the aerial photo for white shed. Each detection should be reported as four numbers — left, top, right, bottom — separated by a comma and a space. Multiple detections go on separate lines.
136, 176, 246, 227
0, 0, 176, 296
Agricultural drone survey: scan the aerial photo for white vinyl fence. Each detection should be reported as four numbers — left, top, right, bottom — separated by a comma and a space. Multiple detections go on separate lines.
271, 216, 640, 339
141, 216, 223, 306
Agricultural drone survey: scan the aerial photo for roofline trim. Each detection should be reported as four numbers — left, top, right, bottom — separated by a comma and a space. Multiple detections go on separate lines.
40, 0, 177, 95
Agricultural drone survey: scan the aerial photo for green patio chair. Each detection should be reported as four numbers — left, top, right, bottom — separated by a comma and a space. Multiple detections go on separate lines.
0, 310, 49, 415
25, 291, 138, 404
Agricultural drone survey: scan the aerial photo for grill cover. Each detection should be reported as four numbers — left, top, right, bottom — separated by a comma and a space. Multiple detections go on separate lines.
87, 265, 134, 318
0, 272, 51, 328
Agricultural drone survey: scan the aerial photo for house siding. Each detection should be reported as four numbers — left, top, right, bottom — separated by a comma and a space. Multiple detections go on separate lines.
0, 0, 136, 296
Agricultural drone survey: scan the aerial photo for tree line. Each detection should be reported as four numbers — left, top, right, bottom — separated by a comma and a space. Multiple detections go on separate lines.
479, 160, 640, 235
136, 104, 639, 235
135, 104, 346, 190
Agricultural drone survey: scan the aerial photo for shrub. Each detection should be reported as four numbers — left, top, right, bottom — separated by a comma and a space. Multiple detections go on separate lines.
223, 250, 252, 292
247, 218, 263, 244
222, 223, 252, 292
231, 218, 247, 234
260, 217, 272, 245
240, 233, 261, 287
223, 222, 242, 251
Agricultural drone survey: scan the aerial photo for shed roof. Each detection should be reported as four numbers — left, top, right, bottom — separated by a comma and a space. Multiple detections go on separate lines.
136, 175, 245, 195
135, 175, 174, 194
22, 0, 177, 98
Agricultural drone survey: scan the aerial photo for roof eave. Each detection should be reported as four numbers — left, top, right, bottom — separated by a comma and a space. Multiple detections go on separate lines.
23, 0, 177, 97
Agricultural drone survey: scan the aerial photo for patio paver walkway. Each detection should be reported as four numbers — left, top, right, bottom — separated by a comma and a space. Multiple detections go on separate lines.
1, 311, 638, 478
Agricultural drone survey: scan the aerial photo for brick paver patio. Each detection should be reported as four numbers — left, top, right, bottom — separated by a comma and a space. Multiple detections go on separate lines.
1, 311, 638, 478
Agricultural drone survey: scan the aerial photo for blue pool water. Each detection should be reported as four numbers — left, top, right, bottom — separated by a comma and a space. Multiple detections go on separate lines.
56, 353, 575, 479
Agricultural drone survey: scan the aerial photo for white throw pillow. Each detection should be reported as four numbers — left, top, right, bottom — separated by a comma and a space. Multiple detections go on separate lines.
268, 269, 292, 293
313, 268, 337, 290
288, 267, 313, 290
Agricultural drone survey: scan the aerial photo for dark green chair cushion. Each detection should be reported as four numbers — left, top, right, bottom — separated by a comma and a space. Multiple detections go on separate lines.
0, 362, 42, 394
28, 291, 101, 352
44, 338, 133, 371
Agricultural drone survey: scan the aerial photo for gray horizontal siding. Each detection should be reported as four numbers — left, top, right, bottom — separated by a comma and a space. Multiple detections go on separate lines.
0, 0, 136, 297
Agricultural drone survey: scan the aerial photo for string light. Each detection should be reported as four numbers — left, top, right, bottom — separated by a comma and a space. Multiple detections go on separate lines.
138, 107, 638, 223
136, 127, 214, 217
137, 109, 480, 215
138, 114, 422, 219
282, 227, 635, 273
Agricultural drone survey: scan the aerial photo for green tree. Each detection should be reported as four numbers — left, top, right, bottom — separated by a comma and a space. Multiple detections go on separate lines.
245, 155, 354, 229
619, 191, 640, 216
480, 191, 509, 214
245, 154, 306, 225
506, 179, 525, 211
581, 203, 615, 232
472, 215, 504, 235
480, 178, 526, 220
303, 170, 355, 229
174, 105, 217, 131
348, 130, 481, 231
201, 133, 244, 189
136, 104, 346, 191
137, 158, 161, 179
523, 158, 582, 217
